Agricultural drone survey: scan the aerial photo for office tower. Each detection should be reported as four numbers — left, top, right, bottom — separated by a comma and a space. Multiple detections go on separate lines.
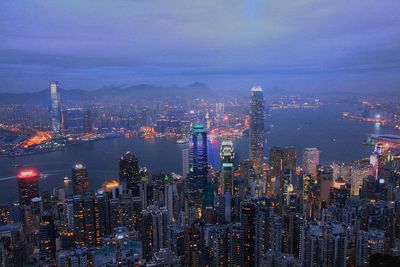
17, 169, 40, 205
62, 108, 91, 136
70, 193, 97, 248
249, 86, 265, 169
187, 125, 208, 214
350, 164, 374, 196
318, 165, 334, 206
182, 148, 190, 178
72, 163, 89, 195
140, 205, 168, 260
241, 200, 257, 266
50, 81, 62, 135
303, 148, 320, 178
39, 212, 56, 260
119, 151, 141, 196
220, 140, 234, 222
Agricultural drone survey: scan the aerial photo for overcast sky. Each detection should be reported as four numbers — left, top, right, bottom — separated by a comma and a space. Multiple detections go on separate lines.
1, 1, 399, 93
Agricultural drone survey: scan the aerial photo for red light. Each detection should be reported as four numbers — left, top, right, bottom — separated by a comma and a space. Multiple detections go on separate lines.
17, 169, 38, 179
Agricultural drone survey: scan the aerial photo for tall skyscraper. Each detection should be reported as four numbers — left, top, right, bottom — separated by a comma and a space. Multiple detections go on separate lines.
119, 151, 141, 196
303, 148, 320, 178
140, 206, 168, 260
220, 140, 234, 222
50, 81, 61, 135
72, 163, 89, 195
187, 125, 208, 214
182, 148, 190, 178
17, 169, 40, 205
249, 86, 265, 169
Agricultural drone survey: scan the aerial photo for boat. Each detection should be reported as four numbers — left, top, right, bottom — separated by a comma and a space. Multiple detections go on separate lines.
176, 138, 189, 144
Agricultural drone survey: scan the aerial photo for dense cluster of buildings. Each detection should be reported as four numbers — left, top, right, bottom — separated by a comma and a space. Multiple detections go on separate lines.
1, 86, 400, 266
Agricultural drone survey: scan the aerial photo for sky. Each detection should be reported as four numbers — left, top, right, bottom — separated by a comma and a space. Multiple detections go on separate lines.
0, 0, 400, 93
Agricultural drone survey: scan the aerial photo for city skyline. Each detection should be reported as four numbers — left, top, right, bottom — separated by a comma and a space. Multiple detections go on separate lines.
1, 2, 400, 266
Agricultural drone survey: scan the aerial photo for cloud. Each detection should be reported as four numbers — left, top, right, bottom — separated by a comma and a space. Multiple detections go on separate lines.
0, 0, 399, 92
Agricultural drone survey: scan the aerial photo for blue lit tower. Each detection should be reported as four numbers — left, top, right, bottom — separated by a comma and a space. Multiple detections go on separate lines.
249, 85, 265, 170
187, 125, 208, 215
50, 81, 62, 135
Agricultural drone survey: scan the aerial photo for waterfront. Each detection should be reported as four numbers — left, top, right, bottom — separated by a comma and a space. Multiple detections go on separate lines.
0, 103, 397, 203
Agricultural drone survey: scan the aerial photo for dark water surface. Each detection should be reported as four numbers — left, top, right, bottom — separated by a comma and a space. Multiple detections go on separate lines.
0, 103, 396, 203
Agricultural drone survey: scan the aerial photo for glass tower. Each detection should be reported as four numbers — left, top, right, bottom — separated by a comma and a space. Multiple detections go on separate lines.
249, 86, 265, 169
50, 81, 61, 135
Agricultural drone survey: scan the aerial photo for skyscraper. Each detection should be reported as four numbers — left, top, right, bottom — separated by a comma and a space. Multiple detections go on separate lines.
62, 108, 92, 136
270, 146, 296, 195
50, 81, 61, 135
187, 125, 208, 214
17, 169, 40, 205
303, 148, 320, 178
249, 86, 265, 170
72, 163, 89, 195
182, 148, 190, 178
119, 151, 141, 196
39, 212, 56, 260
220, 140, 234, 222
140, 206, 168, 260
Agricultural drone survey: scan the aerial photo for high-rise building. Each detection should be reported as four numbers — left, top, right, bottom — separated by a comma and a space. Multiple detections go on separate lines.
351, 164, 374, 196
220, 140, 234, 222
249, 86, 265, 169
241, 200, 257, 266
140, 205, 168, 260
39, 212, 56, 260
303, 148, 320, 178
62, 108, 91, 136
182, 148, 190, 178
72, 163, 89, 195
119, 151, 141, 196
17, 169, 40, 205
187, 125, 208, 214
50, 81, 62, 135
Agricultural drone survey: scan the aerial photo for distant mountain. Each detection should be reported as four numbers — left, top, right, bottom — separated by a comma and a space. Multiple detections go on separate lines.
0, 82, 214, 105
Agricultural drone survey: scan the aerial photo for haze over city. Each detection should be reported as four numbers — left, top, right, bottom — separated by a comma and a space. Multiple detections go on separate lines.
1, 1, 400, 93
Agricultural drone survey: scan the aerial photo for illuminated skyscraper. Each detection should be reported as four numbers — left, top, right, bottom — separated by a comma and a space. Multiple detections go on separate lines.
270, 146, 296, 195
72, 163, 89, 195
249, 86, 265, 169
187, 125, 208, 213
303, 148, 320, 178
220, 140, 234, 222
50, 81, 61, 135
17, 169, 40, 205
119, 151, 140, 196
